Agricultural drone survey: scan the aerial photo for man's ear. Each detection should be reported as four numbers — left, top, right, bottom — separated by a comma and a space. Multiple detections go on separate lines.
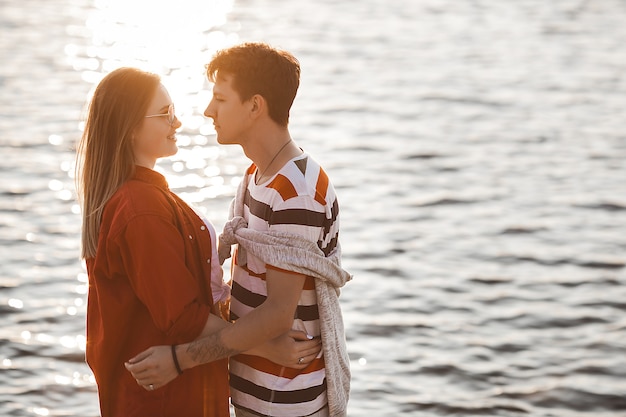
249, 94, 265, 117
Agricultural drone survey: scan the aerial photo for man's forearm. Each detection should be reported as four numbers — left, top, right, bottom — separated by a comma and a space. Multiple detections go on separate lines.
179, 330, 240, 369
178, 269, 305, 369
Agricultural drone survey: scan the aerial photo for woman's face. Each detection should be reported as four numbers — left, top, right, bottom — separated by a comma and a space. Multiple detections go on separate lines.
133, 84, 181, 168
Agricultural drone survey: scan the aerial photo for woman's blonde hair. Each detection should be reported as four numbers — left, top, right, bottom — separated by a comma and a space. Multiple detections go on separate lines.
76, 67, 160, 259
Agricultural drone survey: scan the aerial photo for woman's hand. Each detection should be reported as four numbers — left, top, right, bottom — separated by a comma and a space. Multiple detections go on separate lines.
125, 345, 178, 391
250, 330, 322, 369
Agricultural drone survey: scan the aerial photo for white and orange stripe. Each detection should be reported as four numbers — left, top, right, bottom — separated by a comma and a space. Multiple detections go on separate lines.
229, 153, 339, 416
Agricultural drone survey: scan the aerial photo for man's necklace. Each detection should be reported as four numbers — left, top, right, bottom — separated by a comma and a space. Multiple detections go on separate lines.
257, 139, 292, 183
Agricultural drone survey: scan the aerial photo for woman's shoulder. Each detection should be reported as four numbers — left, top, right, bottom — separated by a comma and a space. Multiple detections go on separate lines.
108, 179, 172, 217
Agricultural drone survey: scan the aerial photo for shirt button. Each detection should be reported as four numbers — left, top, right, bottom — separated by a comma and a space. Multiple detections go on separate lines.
200, 225, 206, 231
188, 235, 193, 240
206, 258, 211, 264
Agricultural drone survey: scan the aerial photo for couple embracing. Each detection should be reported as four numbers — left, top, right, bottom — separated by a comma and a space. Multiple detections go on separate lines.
76, 42, 351, 417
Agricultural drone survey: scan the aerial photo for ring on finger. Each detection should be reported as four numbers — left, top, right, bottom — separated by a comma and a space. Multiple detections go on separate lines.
148, 384, 154, 391
298, 357, 304, 365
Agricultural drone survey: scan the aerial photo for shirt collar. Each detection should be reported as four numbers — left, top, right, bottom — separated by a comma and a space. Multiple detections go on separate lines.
133, 165, 169, 190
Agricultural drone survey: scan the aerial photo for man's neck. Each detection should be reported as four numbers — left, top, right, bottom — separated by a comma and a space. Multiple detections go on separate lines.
250, 132, 299, 184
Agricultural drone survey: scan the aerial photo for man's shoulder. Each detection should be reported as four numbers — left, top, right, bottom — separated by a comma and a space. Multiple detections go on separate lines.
268, 154, 334, 201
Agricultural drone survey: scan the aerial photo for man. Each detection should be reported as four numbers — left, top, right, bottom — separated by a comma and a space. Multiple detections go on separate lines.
126, 42, 351, 417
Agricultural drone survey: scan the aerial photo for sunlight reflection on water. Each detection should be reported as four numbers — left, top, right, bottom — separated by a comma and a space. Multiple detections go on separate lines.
65, 0, 245, 195
75, 0, 235, 73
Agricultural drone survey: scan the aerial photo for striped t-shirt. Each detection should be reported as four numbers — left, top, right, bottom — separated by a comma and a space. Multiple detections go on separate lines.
229, 152, 339, 417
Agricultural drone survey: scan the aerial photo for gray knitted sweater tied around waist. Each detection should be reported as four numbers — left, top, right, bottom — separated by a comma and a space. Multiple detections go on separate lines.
218, 176, 353, 417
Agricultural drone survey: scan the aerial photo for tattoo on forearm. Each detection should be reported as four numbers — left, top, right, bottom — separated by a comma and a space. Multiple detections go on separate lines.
186, 333, 239, 364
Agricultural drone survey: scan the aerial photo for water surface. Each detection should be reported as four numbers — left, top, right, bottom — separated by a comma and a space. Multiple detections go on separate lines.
1, 0, 625, 416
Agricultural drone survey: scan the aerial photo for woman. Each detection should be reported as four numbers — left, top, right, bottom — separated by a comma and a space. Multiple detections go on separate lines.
76, 67, 320, 417
76, 67, 230, 416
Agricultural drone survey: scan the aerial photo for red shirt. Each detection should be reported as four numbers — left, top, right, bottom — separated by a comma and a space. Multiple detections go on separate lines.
85, 166, 229, 417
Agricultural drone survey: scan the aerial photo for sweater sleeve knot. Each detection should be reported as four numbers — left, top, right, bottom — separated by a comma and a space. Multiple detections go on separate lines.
218, 215, 248, 265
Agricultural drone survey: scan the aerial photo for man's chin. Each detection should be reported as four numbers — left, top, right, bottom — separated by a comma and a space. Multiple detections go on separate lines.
216, 136, 231, 145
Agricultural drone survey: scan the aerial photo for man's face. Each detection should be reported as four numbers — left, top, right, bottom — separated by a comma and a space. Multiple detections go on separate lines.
204, 73, 252, 145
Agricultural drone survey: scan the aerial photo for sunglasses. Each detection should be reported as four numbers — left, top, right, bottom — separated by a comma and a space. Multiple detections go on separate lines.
145, 104, 176, 126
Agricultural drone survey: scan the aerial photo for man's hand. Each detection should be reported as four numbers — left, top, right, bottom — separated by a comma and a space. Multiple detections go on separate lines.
251, 330, 322, 369
125, 345, 178, 391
